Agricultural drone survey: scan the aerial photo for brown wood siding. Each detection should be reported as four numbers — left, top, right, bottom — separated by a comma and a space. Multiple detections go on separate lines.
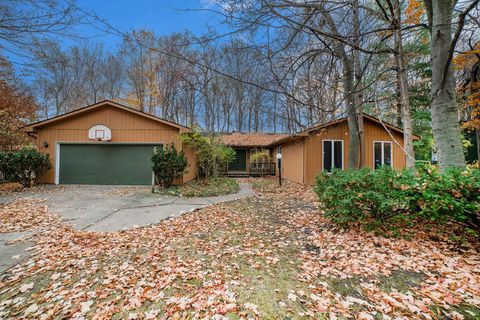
363, 117, 406, 170
304, 122, 350, 185
34, 104, 191, 184
281, 141, 304, 184
282, 118, 407, 186
182, 144, 197, 183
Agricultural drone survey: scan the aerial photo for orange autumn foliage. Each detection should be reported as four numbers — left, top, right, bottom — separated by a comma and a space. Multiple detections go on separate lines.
405, 0, 426, 25
454, 44, 480, 71
455, 44, 480, 130
463, 83, 480, 130
0, 59, 38, 151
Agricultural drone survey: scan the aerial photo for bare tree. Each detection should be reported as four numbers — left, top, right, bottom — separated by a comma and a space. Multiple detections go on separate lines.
371, 0, 416, 168
0, 0, 82, 60
103, 54, 123, 99
32, 39, 77, 115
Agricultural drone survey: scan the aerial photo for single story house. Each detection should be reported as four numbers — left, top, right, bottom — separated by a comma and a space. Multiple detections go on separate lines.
218, 132, 288, 176
270, 114, 420, 185
218, 115, 417, 185
21, 100, 416, 186
21, 100, 197, 185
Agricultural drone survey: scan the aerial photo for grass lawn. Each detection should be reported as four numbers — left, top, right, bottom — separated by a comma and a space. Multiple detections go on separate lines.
159, 177, 240, 197
0, 178, 479, 319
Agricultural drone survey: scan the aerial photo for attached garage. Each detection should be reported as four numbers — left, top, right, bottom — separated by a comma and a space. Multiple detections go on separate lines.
21, 100, 197, 185
58, 144, 161, 185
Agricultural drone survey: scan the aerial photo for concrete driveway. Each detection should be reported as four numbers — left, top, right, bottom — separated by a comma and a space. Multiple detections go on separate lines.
0, 183, 253, 274
0, 183, 254, 232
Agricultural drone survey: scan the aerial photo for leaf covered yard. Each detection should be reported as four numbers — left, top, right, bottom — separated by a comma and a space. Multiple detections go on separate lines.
1, 179, 479, 319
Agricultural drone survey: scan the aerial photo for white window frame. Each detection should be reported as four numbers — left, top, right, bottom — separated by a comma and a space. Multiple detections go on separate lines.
322, 139, 344, 171
373, 141, 393, 168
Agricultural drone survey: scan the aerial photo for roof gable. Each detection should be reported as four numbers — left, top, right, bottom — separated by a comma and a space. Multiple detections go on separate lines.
300, 113, 420, 139
219, 132, 289, 147
21, 100, 191, 132
269, 113, 420, 146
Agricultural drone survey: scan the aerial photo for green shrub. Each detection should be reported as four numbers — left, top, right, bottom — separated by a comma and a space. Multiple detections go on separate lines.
180, 131, 235, 180
0, 151, 16, 181
315, 167, 413, 225
151, 144, 188, 188
411, 166, 480, 229
0, 147, 51, 187
315, 165, 480, 234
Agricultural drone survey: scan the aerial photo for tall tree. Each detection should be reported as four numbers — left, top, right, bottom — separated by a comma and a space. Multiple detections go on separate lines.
423, 0, 478, 169
391, 0, 415, 168
319, 5, 360, 168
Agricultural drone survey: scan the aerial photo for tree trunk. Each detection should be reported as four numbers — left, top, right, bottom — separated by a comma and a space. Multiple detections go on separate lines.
273, 93, 277, 133
320, 6, 360, 168
353, 0, 365, 168
477, 128, 480, 169
393, 0, 415, 169
427, 0, 466, 170
344, 56, 360, 169
396, 84, 402, 127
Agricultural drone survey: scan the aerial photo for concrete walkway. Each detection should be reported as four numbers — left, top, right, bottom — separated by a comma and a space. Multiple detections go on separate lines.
0, 183, 254, 274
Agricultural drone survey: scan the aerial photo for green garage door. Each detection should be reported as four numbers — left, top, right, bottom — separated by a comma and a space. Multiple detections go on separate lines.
59, 144, 160, 185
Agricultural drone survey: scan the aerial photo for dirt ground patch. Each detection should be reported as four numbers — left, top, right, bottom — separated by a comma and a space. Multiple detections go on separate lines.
0, 178, 479, 319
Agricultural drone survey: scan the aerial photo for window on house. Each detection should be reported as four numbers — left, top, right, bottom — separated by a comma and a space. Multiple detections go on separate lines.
374, 141, 392, 169
323, 140, 343, 172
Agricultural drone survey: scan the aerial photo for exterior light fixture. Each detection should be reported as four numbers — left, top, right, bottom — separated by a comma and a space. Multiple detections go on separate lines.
43, 141, 49, 148
276, 152, 282, 186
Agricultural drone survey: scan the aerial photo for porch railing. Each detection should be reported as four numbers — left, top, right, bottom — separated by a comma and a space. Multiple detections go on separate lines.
249, 162, 276, 176
220, 162, 276, 176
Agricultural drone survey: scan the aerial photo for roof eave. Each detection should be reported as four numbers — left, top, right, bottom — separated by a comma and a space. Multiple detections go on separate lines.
20, 100, 192, 132
19, 126, 35, 133
268, 133, 308, 147
224, 144, 272, 148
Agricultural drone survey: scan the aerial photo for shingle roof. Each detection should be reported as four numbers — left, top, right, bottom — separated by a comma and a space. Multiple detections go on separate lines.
20, 100, 191, 132
219, 132, 289, 147
268, 113, 420, 146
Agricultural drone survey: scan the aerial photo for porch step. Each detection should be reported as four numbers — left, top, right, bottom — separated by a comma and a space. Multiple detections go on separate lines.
223, 173, 275, 178
225, 172, 250, 177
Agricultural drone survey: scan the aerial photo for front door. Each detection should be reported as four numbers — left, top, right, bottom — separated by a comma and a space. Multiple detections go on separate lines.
229, 148, 247, 171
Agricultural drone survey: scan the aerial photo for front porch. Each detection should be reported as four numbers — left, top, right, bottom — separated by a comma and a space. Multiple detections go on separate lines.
221, 162, 276, 177
221, 146, 277, 177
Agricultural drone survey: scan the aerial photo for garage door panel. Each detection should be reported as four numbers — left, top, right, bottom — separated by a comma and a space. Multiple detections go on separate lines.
59, 144, 158, 185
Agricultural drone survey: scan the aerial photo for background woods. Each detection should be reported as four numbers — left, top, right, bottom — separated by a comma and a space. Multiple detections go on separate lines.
0, 0, 479, 169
